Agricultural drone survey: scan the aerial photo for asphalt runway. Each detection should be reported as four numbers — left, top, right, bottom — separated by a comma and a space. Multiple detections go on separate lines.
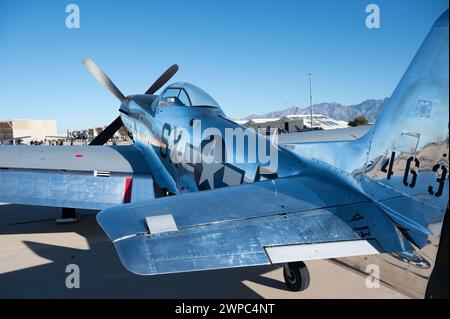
0, 203, 408, 299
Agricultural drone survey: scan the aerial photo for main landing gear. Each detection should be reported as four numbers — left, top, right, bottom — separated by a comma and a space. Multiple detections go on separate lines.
56, 207, 80, 224
283, 261, 310, 292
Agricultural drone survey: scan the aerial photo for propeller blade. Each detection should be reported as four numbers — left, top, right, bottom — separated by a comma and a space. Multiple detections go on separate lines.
83, 57, 126, 102
145, 64, 179, 95
89, 116, 123, 146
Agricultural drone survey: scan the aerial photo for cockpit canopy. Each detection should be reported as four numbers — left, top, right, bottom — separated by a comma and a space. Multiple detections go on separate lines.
158, 82, 220, 108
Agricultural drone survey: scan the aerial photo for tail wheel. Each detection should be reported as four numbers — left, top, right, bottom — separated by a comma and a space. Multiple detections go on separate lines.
283, 261, 310, 292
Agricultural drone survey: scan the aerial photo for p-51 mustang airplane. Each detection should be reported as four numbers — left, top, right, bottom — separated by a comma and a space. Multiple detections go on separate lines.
0, 10, 448, 297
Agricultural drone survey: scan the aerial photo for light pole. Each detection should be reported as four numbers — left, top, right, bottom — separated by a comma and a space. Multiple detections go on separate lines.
306, 73, 313, 129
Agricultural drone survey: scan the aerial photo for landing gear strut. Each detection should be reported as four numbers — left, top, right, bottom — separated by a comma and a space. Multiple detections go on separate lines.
283, 261, 310, 292
56, 207, 80, 224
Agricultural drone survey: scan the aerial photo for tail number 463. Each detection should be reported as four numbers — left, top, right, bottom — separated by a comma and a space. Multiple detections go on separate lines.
381, 151, 447, 197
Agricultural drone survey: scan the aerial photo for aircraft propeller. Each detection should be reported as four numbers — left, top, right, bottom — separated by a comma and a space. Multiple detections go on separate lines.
82, 58, 126, 102
82, 57, 178, 145
145, 64, 179, 95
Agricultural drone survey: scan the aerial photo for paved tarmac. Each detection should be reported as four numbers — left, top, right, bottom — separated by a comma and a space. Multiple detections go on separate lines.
0, 203, 408, 299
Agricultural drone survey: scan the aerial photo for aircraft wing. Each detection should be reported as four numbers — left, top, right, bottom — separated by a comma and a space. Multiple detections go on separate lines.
278, 125, 372, 144
0, 145, 156, 210
97, 174, 413, 275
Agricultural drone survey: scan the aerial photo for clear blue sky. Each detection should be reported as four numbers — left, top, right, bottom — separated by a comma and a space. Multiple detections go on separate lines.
0, 0, 448, 132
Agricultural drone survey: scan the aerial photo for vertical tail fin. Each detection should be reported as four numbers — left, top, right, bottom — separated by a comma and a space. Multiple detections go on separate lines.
363, 10, 448, 246
284, 10, 448, 246
367, 10, 448, 164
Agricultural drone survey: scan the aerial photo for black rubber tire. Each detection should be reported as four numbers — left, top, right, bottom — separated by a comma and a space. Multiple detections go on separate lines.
61, 207, 77, 219
283, 261, 310, 292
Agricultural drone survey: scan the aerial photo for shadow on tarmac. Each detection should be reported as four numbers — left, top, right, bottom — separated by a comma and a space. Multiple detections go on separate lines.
0, 204, 287, 298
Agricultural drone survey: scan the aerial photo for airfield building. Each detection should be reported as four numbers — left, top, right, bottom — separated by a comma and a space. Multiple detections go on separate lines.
237, 114, 349, 133
0, 119, 57, 144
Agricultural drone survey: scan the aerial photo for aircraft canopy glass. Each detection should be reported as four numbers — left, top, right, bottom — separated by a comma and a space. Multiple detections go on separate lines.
159, 83, 220, 108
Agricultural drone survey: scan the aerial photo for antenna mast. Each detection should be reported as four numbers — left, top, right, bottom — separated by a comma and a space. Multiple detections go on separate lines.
307, 73, 313, 129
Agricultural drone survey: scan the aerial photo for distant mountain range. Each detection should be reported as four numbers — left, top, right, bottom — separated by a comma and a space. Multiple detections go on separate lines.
244, 98, 389, 123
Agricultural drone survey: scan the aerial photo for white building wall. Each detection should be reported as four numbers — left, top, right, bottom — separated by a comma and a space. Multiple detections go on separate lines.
10, 120, 57, 142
